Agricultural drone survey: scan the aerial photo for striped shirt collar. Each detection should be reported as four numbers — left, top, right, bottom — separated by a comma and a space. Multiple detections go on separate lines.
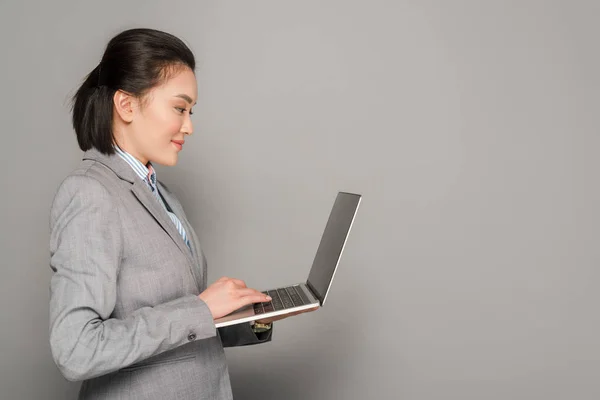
113, 145, 156, 186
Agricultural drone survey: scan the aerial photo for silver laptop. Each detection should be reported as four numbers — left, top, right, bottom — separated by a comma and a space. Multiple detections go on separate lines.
214, 191, 362, 328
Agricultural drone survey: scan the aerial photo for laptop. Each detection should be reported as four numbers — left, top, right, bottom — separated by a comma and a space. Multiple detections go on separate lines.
214, 191, 362, 328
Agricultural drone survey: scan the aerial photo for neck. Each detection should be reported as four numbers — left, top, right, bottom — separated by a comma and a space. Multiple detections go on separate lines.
113, 139, 148, 166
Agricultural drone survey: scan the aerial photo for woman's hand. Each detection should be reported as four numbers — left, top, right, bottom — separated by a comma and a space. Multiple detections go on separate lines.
256, 306, 320, 324
198, 277, 271, 320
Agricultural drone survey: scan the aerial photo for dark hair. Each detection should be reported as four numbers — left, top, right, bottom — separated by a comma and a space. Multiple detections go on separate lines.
71, 28, 195, 154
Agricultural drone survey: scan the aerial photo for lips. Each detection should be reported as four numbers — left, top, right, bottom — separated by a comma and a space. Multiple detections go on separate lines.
171, 139, 184, 151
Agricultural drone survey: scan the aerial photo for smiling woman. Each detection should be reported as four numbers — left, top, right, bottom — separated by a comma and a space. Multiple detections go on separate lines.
47, 28, 319, 400
71, 29, 198, 166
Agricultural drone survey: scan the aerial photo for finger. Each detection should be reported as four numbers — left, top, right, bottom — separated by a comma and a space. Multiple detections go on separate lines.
237, 289, 271, 302
217, 276, 230, 283
235, 288, 260, 298
249, 293, 272, 305
236, 295, 271, 311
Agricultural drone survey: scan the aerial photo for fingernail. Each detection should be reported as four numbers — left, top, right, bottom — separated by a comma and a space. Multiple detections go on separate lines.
266, 296, 272, 301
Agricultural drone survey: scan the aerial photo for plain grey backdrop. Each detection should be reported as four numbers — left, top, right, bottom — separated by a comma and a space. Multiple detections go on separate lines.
1, 1, 599, 399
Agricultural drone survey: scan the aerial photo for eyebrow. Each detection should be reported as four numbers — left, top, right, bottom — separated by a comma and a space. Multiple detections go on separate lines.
175, 94, 196, 106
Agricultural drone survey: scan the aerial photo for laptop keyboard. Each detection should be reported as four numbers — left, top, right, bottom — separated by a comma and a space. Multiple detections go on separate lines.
253, 285, 311, 315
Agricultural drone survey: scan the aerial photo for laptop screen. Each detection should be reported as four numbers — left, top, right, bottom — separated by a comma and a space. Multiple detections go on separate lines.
306, 192, 361, 305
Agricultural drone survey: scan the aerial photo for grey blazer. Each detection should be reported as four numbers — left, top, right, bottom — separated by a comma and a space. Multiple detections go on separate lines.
49, 148, 272, 400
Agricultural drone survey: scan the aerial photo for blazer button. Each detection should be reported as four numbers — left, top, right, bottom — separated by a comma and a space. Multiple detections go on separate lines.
187, 333, 197, 341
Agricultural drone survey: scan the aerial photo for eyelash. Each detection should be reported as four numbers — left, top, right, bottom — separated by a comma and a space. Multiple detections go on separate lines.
176, 107, 193, 115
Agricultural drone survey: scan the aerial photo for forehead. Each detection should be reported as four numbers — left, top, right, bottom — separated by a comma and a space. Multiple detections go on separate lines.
154, 67, 198, 102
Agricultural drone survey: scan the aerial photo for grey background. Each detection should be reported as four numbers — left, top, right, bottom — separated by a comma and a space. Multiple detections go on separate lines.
1, 1, 598, 399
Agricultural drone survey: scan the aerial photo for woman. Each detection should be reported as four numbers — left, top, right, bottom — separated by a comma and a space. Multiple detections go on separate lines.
49, 28, 314, 400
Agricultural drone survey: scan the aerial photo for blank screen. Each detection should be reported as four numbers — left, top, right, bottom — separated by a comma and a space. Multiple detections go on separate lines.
306, 192, 361, 304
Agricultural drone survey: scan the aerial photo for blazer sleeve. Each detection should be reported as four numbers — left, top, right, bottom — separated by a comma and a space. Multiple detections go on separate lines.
48, 175, 217, 382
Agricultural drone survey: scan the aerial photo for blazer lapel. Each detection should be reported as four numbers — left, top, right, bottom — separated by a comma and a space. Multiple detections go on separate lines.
182, 218, 207, 290
157, 185, 207, 289
131, 180, 196, 268
180, 216, 206, 288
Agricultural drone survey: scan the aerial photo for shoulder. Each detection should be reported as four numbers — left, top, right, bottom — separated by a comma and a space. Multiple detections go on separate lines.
48, 162, 124, 259
56, 159, 113, 193
50, 161, 117, 219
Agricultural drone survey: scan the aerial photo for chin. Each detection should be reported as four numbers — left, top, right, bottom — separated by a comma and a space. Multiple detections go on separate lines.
163, 156, 178, 166
154, 153, 179, 167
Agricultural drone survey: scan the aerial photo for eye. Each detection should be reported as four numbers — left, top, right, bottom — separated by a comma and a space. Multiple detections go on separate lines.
175, 107, 194, 116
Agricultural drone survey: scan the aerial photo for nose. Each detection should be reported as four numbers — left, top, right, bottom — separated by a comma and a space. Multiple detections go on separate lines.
182, 113, 194, 136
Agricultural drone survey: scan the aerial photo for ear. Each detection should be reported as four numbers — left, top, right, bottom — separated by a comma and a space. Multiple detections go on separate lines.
113, 90, 136, 123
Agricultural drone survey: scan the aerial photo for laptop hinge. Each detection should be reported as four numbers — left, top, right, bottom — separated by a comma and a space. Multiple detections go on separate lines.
306, 280, 323, 306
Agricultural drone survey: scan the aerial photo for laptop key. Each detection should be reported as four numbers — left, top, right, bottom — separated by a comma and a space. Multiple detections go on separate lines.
253, 303, 265, 314
267, 290, 283, 310
288, 287, 305, 306
277, 288, 294, 309
259, 291, 273, 311
262, 287, 307, 311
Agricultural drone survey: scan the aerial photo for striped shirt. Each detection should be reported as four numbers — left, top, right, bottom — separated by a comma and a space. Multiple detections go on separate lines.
114, 145, 191, 250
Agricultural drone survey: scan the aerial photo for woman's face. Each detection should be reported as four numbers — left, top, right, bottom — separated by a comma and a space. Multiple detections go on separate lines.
115, 66, 198, 166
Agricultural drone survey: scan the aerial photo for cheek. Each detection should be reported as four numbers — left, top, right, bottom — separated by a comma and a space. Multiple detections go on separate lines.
165, 116, 183, 135
148, 109, 183, 139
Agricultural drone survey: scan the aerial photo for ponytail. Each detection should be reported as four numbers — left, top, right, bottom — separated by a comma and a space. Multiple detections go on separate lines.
71, 64, 116, 154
